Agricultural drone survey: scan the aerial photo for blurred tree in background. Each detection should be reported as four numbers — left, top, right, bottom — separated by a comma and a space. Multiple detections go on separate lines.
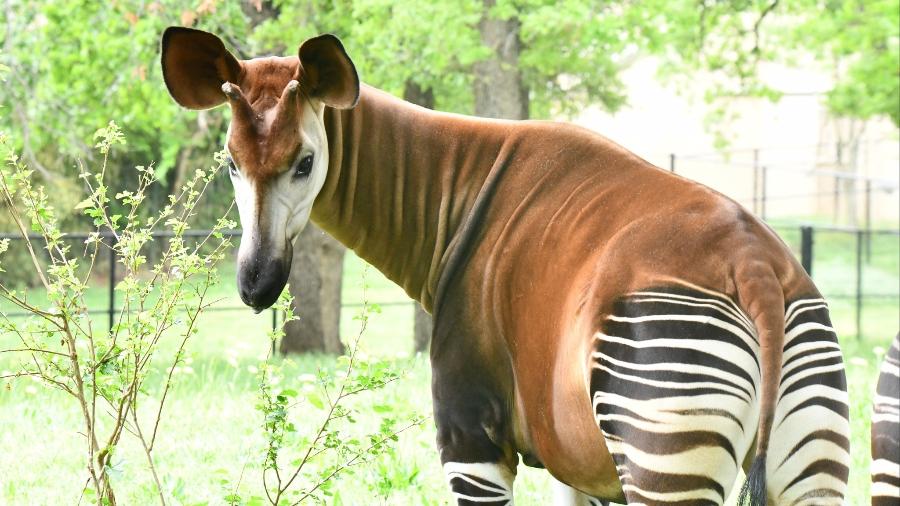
643, 0, 899, 145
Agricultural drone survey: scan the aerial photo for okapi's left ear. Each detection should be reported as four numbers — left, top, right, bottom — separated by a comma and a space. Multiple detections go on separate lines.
298, 34, 360, 110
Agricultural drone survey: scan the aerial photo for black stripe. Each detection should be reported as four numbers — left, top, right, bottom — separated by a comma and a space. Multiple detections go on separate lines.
662, 408, 745, 431
597, 340, 758, 391
599, 419, 737, 464
596, 402, 662, 424
777, 430, 850, 469
784, 303, 830, 334
449, 475, 506, 498
596, 356, 754, 401
593, 366, 748, 402
779, 355, 845, 386
777, 396, 849, 427
789, 487, 844, 504
604, 319, 760, 371
782, 345, 839, 370
780, 459, 849, 495
872, 473, 900, 487
782, 324, 838, 354
611, 454, 725, 500
779, 368, 847, 401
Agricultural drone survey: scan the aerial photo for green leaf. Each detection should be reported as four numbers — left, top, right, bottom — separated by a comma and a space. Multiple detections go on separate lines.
307, 391, 324, 409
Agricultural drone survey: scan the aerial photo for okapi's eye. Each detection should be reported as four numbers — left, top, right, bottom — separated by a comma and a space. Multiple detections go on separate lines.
294, 154, 314, 179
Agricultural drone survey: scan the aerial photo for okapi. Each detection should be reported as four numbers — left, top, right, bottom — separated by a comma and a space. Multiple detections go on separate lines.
872, 334, 899, 506
161, 27, 851, 504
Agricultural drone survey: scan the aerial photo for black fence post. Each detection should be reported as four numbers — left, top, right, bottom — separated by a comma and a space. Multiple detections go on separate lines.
669, 153, 676, 174
855, 229, 863, 340
800, 226, 814, 276
108, 236, 117, 331
271, 307, 278, 355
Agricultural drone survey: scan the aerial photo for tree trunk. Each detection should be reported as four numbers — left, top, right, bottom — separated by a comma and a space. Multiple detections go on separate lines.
403, 80, 436, 353
280, 224, 346, 355
473, 0, 529, 120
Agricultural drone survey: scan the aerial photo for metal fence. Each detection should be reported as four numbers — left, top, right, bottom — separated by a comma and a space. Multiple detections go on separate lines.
1, 222, 897, 341
665, 141, 899, 229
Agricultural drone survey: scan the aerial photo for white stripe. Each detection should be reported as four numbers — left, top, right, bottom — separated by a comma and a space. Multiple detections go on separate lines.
872, 458, 900, 478
784, 321, 836, 343
871, 482, 900, 498
872, 413, 900, 423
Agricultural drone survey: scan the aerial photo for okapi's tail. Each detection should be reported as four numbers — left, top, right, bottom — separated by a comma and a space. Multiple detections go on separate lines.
736, 272, 787, 506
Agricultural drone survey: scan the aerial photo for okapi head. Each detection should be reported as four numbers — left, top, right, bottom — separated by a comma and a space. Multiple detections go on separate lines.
161, 27, 359, 311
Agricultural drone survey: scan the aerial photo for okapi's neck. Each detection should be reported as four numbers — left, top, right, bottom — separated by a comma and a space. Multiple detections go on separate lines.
311, 85, 511, 312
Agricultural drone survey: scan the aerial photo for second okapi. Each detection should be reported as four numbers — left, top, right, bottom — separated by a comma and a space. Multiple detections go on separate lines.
161, 28, 851, 505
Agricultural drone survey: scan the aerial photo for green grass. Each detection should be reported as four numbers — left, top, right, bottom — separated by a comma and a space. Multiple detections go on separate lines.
1, 238, 898, 504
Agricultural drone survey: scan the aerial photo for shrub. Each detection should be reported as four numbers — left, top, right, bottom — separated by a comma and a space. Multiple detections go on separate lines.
0, 122, 235, 504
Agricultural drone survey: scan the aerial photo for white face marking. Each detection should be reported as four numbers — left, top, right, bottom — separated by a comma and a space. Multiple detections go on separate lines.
228, 98, 329, 266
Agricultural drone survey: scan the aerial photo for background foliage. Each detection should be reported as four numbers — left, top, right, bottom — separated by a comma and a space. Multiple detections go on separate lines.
3, 0, 896, 223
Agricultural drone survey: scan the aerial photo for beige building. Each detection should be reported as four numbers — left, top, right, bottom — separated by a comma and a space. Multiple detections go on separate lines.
573, 57, 899, 226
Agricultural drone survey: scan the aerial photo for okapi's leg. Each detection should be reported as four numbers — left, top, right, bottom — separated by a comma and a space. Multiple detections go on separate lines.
591, 287, 760, 505
871, 333, 899, 506
431, 329, 517, 504
550, 476, 609, 505
767, 299, 850, 505
434, 383, 517, 505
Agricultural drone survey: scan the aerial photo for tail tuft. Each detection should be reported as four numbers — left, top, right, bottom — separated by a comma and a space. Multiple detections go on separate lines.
738, 454, 767, 506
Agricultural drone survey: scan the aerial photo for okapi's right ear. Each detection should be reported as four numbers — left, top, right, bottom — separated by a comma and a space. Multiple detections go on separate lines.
298, 34, 360, 110
161, 27, 242, 110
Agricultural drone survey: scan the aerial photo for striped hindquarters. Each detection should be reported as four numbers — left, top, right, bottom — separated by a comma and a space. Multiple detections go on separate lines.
591, 286, 761, 505
767, 298, 850, 504
872, 334, 900, 506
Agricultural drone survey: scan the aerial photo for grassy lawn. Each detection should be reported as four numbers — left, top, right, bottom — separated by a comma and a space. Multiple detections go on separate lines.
1, 232, 897, 504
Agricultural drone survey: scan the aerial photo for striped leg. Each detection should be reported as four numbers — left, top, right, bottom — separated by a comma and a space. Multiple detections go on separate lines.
872, 334, 900, 506
768, 299, 850, 505
444, 462, 514, 505
591, 287, 760, 505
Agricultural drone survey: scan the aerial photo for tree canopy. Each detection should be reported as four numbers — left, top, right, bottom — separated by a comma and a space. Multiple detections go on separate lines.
1, 0, 896, 196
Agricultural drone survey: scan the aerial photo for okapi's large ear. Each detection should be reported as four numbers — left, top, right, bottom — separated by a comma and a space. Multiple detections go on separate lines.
161, 27, 243, 110
298, 34, 360, 110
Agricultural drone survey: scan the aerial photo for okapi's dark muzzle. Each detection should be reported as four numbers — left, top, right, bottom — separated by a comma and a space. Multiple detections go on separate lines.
237, 254, 290, 312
